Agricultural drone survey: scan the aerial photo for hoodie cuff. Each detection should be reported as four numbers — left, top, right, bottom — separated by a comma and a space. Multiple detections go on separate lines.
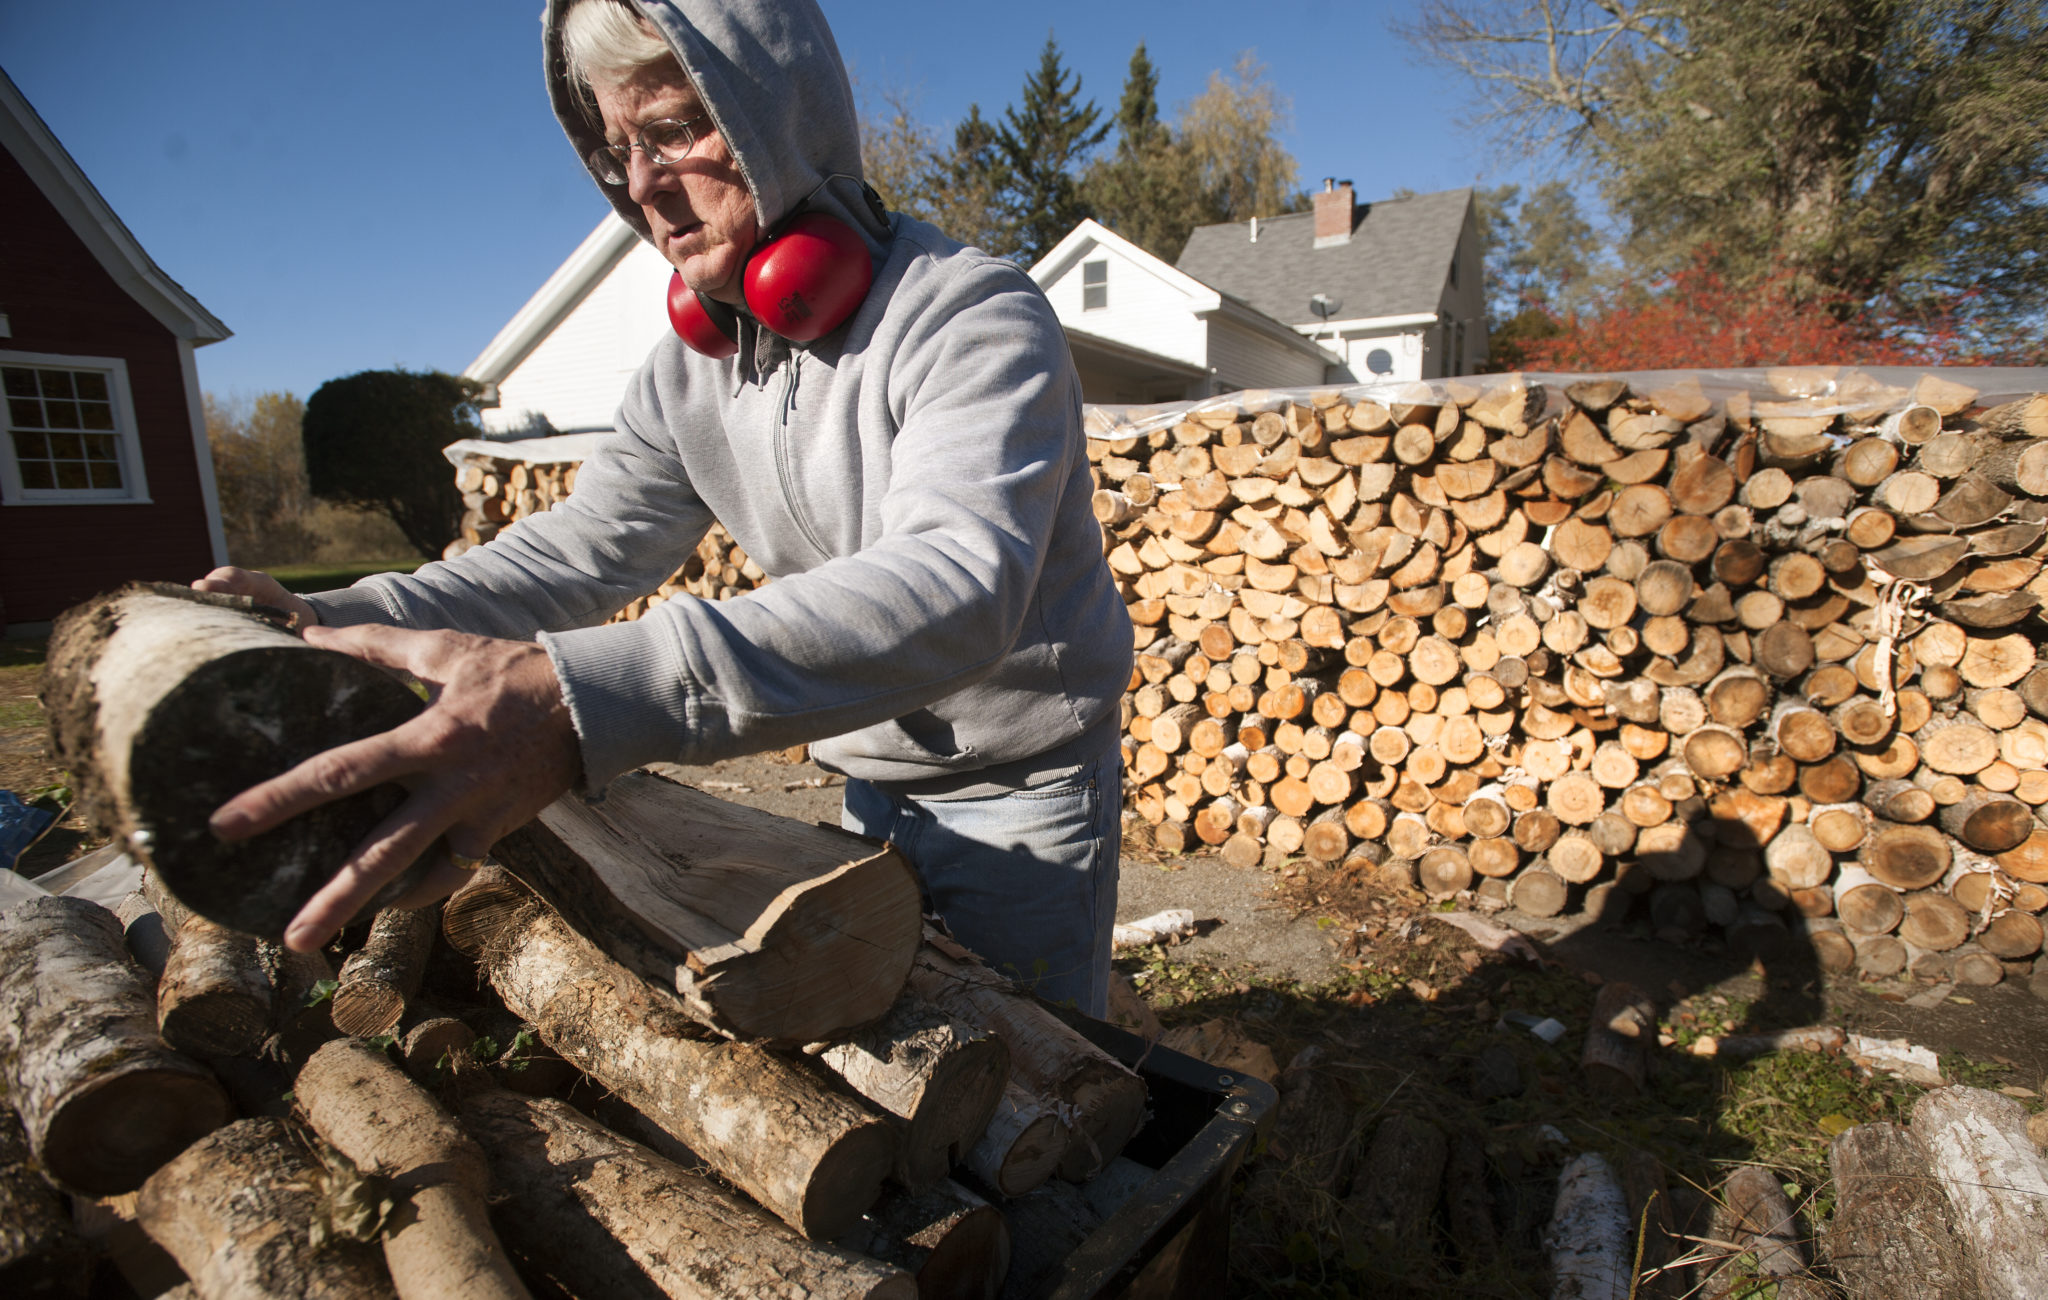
539, 615, 705, 792
301, 584, 400, 628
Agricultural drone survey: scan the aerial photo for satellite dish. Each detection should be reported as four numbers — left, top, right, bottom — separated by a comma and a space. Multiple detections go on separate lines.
1310, 293, 1342, 321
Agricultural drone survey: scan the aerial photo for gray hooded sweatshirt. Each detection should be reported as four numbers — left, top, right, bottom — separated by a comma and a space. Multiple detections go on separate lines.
304, 0, 1132, 793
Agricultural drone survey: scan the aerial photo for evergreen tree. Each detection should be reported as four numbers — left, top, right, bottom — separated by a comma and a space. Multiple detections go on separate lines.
993, 37, 1109, 263
1083, 44, 1204, 260
302, 369, 478, 557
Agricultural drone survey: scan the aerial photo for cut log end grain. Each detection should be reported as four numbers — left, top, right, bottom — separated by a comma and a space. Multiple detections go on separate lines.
43, 585, 430, 941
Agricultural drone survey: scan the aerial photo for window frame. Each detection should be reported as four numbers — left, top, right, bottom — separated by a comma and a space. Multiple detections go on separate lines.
0, 350, 152, 506
1081, 258, 1108, 311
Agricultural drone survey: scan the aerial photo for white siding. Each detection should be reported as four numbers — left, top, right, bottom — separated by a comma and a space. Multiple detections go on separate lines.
483, 240, 673, 436
1207, 318, 1326, 391
1039, 241, 1208, 368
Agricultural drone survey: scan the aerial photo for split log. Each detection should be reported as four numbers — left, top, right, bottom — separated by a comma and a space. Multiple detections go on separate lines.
1910, 1086, 2048, 1300
835, 1181, 1010, 1300
332, 903, 441, 1040
296, 1039, 530, 1300
458, 1089, 915, 1300
905, 938, 1145, 1183
491, 769, 923, 1042
42, 585, 430, 939
483, 905, 896, 1239
0, 896, 230, 1196
136, 1117, 396, 1299
817, 994, 1011, 1191
1827, 1122, 1978, 1300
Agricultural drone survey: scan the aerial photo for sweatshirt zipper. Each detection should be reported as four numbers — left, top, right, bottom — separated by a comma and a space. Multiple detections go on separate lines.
773, 350, 831, 561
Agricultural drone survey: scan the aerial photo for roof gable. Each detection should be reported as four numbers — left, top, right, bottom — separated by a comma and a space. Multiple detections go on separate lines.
0, 66, 228, 344
1176, 187, 1473, 328
1030, 218, 1222, 310
466, 214, 639, 385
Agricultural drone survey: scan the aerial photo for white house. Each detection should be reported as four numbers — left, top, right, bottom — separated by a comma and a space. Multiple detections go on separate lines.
464, 179, 1484, 438
1027, 219, 1339, 405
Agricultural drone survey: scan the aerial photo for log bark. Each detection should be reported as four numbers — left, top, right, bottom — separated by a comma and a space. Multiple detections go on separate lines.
1545, 1153, 1630, 1300
0, 896, 230, 1196
1827, 1122, 1979, 1300
42, 585, 429, 939
483, 905, 895, 1239
1911, 1086, 2048, 1300
1579, 981, 1655, 1094
961, 1082, 1065, 1198
491, 769, 923, 1043
0, 1099, 94, 1297
1342, 1113, 1446, 1257
1717, 1165, 1826, 1298
156, 913, 274, 1058
296, 1039, 530, 1300
905, 937, 1145, 1183
817, 994, 1010, 1191
136, 1117, 396, 1299
332, 903, 441, 1040
835, 1181, 1009, 1300
457, 1089, 915, 1300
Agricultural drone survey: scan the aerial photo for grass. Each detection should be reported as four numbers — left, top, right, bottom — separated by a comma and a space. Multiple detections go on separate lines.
266, 556, 427, 594
0, 638, 46, 730
1122, 880, 1990, 1298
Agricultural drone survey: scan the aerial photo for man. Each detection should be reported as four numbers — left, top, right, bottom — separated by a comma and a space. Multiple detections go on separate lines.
197, 0, 1131, 1013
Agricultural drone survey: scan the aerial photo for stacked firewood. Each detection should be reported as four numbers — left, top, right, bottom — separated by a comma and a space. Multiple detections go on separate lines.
1087, 370, 2048, 977
448, 450, 760, 617
8, 587, 1155, 1297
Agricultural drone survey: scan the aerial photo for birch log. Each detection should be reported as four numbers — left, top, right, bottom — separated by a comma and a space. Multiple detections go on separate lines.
816, 994, 1011, 1190
0, 896, 230, 1195
42, 585, 428, 939
457, 1089, 915, 1300
1911, 1086, 2048, 1300
483, 905, 896, 1239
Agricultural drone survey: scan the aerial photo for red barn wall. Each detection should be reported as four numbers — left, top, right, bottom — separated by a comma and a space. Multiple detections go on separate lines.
0, 143, 219, 626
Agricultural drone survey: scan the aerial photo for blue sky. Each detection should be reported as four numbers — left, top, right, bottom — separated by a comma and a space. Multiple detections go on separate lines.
2, 1, 1548, 403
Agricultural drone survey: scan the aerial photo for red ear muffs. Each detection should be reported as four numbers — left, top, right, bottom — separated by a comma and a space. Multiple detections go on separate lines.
667, 212, 873, 356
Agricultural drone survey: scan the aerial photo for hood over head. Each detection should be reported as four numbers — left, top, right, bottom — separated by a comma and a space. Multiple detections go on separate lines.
542, 0, 886, 252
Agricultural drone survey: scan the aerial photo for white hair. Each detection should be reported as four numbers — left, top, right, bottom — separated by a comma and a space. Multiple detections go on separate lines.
562, 0, 675, 90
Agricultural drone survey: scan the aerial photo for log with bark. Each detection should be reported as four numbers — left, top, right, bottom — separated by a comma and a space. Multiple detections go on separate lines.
457, 1089, 916, 1300
295, 1039, 530, 1300
1827, 1121, 1979, 1300
135, 1116, 396, 1299
491, 769, 923, 1043
834, 1180, 1011, 1300
332, 903, 441, 1039
816, 994, 1011, 1191
1911, 1085, 2048, 1299
481, 902, 896, 1239
0, 1099, 95, 1297
42, 585, 430, 939
0, 896, 230, 1195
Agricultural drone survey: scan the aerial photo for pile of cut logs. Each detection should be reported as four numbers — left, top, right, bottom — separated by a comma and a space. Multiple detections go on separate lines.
1087, 369, 2048, 980
4, 586, 1156, 1298
449, 452, 759, 619
440, 369, 2048, 981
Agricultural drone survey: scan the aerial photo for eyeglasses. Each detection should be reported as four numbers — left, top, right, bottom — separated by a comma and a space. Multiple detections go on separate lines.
587, 114, 715, 185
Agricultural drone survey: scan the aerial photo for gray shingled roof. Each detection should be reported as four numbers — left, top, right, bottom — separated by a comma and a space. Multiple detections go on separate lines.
1176, 187, 1472, 327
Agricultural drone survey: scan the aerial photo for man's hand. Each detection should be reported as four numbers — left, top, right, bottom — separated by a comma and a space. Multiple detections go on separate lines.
192, 566, 319, 629
208, 625, 583, 953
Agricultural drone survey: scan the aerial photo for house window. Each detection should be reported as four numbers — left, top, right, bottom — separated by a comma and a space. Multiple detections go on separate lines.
1082, 259, 1107, 310
1, 353, 148, 504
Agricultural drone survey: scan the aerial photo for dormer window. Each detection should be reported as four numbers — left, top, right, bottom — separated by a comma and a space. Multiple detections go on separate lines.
1082, 259, 1107, 310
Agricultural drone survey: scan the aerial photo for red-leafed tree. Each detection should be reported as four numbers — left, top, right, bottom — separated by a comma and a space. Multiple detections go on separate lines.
1506, 254, 1990, 372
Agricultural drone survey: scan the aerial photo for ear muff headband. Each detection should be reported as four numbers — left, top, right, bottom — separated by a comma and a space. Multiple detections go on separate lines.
666, 213, 873, 357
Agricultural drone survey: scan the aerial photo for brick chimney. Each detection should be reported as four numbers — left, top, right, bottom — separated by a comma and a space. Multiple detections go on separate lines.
1313, 178, 1355, 248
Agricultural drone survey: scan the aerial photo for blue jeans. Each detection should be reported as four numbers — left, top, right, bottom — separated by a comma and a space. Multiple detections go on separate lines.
842, 751, 1120, 1017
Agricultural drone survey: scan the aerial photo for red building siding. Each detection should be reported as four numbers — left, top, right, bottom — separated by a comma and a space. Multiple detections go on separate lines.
0, 144, 219, 625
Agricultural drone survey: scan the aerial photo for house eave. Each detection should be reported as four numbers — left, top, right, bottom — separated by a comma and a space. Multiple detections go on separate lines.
0, 66, 230, 345
465, 213, 639, 385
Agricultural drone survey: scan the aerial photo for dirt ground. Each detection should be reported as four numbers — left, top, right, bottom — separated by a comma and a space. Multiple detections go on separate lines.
9, 634, 2048, 1295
